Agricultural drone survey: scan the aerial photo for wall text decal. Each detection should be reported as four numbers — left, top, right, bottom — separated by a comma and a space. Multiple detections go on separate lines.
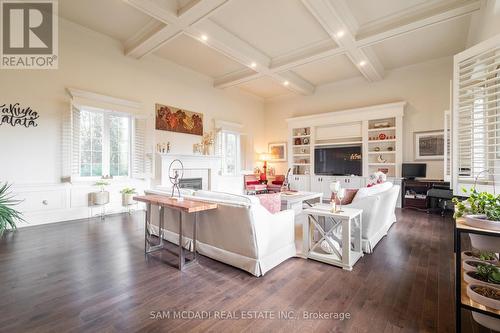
0, 103, 39, 128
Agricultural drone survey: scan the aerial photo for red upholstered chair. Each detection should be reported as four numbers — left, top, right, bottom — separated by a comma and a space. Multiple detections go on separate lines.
244, 174, 268, 194
267, 175, 285, 193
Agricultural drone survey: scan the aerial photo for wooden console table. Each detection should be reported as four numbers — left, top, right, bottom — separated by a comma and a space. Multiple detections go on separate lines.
133, 195, 217, 270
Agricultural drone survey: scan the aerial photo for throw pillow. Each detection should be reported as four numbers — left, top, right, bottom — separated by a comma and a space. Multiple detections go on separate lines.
257, 193, 281, 214
330, 188, 358, 205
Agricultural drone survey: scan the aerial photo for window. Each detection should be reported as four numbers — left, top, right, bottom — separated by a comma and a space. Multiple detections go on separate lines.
79, 109, 131, 178
454, 40, 500, 194
217, 130, 240, 176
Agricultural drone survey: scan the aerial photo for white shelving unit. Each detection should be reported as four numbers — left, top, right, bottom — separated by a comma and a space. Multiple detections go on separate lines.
287, 102, 405, 194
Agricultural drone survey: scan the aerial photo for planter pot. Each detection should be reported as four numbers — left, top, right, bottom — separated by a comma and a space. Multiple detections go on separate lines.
122, 193, 135, 206
471, 312, 500, 331
467, 284, 500, 310
462, 251, 499, 264
465, 214, 500, 231
89, 191, 109, 206
469, 234, 500, 253
464, 271, 500, 289
463, 260, 486, 272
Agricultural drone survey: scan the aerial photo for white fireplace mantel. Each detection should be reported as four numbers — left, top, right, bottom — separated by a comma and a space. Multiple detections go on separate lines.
154, 153, 222, 190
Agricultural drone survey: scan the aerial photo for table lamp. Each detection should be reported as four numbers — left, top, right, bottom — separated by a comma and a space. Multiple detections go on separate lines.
259, 153, 271, 181
329, 181, 341, 212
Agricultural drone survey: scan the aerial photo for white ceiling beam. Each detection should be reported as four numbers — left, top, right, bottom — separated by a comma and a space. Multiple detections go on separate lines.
301, 0, 385, 82
124, 0, 178, 25
269, 71, 315, 96
123, 0, 229, 58
185, 20, 271, 68
270, 40, 345, 71
214, 69, 262, 88
125, 24, 182, 59
356, 0, 481, 48
186, 21, 314, 94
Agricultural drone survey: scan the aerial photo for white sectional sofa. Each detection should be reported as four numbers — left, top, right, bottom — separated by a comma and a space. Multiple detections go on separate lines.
145, 188, 296, 277
345, 183, 401, 253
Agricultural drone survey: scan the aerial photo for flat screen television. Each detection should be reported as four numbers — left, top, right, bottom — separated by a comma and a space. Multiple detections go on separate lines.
402, 163, 426, 179
314, 145, 362, 176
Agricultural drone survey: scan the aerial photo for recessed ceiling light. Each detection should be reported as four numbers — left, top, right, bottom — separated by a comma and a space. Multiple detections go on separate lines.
359, 60, 367, 67
283, 81, 290, 86
201, 34, 208, 41
250, 62, 257, 68
336, 30, 345, 38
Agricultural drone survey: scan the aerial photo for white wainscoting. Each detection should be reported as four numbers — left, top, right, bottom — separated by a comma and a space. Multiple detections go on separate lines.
11, 179, 148, 228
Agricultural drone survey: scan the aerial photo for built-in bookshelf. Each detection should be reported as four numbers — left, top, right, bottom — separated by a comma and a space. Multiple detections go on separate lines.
366, 117, 400, 178
286, 102, 405, 193
291, 127, 311, 175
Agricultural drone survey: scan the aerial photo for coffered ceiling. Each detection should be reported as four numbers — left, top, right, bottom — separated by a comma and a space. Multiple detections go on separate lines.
59, 0, 481, 99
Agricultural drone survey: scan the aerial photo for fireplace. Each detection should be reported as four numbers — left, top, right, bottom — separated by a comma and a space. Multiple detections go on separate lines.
179, 178, 203, 190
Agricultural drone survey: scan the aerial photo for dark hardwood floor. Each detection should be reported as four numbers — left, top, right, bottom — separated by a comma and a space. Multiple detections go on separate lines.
0, 209, 491, 332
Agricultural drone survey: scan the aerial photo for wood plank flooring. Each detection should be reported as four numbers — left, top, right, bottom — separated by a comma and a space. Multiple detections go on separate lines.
0, 209, 490, 332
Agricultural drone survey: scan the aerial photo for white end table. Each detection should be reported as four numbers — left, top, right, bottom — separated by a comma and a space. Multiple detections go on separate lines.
303, 204, 363, 271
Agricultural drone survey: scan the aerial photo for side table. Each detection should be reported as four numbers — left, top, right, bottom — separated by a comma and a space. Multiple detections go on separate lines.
303, 204, 363, 271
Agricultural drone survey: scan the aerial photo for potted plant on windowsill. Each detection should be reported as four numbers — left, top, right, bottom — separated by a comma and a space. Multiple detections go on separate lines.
0, 182, 24, 237
121, 187, 137, 206
89, 181, 110, 206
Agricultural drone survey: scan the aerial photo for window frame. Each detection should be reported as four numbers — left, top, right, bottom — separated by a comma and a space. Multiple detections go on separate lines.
76, 105, 132, 181
218, 129, 241, 177
453, 34, 500, 195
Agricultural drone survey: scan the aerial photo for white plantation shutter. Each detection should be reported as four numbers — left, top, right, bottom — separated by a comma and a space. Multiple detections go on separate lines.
453, 35, 500, 194
132, 116, 151, 179
61, 103, 81, 182
444, 110, 452, 182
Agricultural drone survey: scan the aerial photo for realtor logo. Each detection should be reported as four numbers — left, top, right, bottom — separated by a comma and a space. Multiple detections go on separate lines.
1, 0, 58, 69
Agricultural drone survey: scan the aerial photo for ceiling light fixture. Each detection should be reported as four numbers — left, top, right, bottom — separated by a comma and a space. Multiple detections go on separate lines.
283, 81, 290, 86
201, 34, 208, 41
359, 60, 366, 67
250, 62, 257, 68
336, 30, 345, 38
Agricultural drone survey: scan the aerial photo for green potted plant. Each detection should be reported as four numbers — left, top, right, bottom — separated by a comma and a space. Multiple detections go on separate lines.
120, 187, 137, 206
454, 188, 500, 251
89, 180, 110, 206
0, 182, 24, 236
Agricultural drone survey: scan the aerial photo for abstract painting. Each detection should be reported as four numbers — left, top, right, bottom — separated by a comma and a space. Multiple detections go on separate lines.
414, 130, 444, 160
269, 142, 287, 162
155, 103, 203, 136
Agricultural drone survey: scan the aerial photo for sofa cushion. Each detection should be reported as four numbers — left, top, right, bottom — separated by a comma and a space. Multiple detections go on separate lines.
256, 193, 281, 214
331, 188, 358, 205
352, 182, 393, 203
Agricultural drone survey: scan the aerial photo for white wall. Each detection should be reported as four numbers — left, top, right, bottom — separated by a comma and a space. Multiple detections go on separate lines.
264, 56, 453, 180
0, 18, 266, 185
467, 0, 500, 46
